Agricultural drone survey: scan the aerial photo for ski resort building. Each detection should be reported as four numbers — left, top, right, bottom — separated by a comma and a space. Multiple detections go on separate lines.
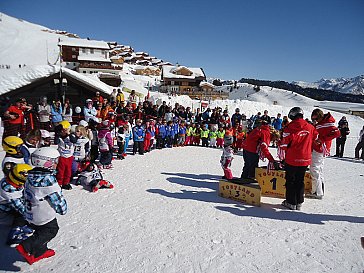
0, 65, 114, 106
59, 38, 122, 75
161, 65, 227, 100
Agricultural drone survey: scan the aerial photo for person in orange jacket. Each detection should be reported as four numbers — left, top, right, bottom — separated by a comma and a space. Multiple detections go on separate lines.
235, 126, 246, 150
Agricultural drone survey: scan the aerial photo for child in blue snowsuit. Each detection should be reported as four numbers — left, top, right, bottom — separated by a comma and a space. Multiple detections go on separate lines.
165, 121, 175, 148
172, 118, 179, 146
156, 120, 167, 149
132, 119, 145, 155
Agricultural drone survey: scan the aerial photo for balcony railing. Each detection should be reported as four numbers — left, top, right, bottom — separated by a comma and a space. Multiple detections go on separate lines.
79, 63, 123, 70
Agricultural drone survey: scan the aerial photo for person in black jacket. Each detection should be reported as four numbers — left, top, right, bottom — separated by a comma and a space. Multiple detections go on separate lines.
335, 123, 350, 157
260, 110, 271, 125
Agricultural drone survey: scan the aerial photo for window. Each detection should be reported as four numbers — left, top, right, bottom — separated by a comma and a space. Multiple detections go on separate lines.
83, 71, 86, 73
82, 48, 86, 53
72, 47, 76, 52
101, 50, 105, 55
72, 55, 76, 59
90, 49, 94, 54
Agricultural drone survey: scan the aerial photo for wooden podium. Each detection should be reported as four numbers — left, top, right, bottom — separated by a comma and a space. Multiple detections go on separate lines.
255, 167, 312, 198
219, 178, 261, 206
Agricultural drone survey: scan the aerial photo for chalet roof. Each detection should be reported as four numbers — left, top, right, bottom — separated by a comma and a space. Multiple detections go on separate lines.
59, 37, 110, 50
110, 56, 122, 60
78, 55, 111, 62
151, 59, 162, 64
0, 65, 113, 96
200, 81, 215, 88
135, 52, 149, 56
162, 65, 205, 80
134, 65, 159, 71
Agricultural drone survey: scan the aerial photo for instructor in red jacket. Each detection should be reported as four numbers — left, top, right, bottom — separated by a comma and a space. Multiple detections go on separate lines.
279, 107, 318, 210
307, 109, 340, 199
240, 121, 277, 179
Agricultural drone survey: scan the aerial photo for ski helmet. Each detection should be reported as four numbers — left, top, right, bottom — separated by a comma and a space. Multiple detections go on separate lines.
9, 164, 33, 186
288, 107, 304, 120
59, 120, 71, 130
75, 106, 82, 114
2, 136, 24, 155
31, 147, 60, 169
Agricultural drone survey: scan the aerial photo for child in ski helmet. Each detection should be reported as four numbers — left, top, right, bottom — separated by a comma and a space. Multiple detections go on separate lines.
54, 120, 77, 190
16, 147, 67, 264
2, 136, 26, 176
0, 163, 34, 246
220, 135, 234, 180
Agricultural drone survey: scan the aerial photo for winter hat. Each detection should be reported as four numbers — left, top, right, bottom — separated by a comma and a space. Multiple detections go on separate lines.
224, 135, 233, 146
79, 120, 88, 127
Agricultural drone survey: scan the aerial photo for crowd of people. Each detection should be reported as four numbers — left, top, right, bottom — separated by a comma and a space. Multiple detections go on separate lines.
1, 89, 363, 264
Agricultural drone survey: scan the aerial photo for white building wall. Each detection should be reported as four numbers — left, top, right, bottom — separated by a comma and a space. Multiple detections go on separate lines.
78, 48, 109, 61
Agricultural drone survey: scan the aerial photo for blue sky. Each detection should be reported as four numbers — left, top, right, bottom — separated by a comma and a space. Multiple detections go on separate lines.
1, 0, 363, 82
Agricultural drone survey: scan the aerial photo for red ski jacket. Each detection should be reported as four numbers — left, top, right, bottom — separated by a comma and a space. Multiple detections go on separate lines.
243, 124, 274, 161
313, 113, 340, 154
279, 118, 318, 166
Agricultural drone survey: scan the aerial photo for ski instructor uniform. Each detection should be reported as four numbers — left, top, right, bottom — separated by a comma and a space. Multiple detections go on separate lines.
279, 107, 318, 210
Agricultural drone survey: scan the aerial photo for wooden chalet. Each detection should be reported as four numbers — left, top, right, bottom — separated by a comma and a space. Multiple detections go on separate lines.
0, 66, 113, 106
59, 38, 122, 75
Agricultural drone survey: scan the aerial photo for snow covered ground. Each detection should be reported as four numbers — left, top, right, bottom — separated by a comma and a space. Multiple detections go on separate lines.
1, 145, 363, 273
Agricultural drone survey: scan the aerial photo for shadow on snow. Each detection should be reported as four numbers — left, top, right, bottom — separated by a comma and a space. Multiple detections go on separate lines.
0, 214, 22, 271
147, 172, 364, 226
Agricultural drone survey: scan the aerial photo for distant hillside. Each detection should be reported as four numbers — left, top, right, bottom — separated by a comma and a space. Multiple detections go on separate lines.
293, 75, 364, 96
238, 78, 364, 103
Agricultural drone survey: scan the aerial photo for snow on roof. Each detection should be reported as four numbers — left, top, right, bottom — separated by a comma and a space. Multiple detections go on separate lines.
162, 65, 205, 79
152, 59, 162, 64
0, 65, 113, 96
135, 52, 148, 56
200, 81, 215, 88
134, 65, 159, 71
78, 55, 111, 62
59, 37, 110, 50
110, 56, 122, 60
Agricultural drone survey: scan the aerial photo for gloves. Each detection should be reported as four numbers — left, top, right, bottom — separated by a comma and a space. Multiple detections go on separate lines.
271, 160, 282, 170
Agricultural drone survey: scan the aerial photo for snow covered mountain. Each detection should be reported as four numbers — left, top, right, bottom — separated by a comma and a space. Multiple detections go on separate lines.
293, 75, 364, 95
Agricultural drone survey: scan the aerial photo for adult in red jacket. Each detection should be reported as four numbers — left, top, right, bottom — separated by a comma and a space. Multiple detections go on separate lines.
240, 122, 276, 179
279, 107, 318, 210
307, 109, 340, 199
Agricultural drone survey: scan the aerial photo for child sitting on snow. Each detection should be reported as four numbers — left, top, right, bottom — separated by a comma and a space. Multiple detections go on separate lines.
76, 161, 114, 192
16, 147, 67, 265
220, 136, 234, 180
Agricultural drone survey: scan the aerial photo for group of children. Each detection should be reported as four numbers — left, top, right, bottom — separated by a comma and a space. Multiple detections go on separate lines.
0, 118, 117, 264
1, 98, 281, 265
